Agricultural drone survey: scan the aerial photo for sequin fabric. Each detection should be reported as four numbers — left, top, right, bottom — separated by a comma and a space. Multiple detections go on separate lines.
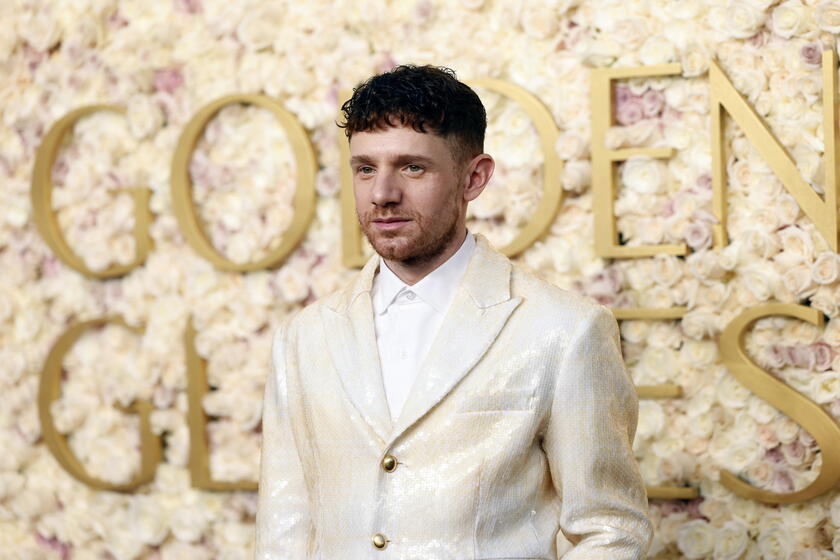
255, 234, 653, 559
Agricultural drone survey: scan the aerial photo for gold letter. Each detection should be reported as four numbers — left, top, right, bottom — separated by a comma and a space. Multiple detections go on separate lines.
710, 50, 838, 250
719, 304, 840, 503
184, 317, 257, 490
31, 106, 152, 278
591, 64, 684, 258
171, 94, 317, 272
338, 80, 564, 267
38, 318, 161, 491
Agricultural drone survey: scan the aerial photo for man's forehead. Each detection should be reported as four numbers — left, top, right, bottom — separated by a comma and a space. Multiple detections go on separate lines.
349, 125, 451, 156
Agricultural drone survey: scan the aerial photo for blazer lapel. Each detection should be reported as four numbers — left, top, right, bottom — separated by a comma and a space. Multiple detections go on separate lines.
388, 234, 522, 445
321, 254, 394, 444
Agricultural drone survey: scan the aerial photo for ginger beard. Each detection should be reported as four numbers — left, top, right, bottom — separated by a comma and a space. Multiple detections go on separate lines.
358, 184, 463, 266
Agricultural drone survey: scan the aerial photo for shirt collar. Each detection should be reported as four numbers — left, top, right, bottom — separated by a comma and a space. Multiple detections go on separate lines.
373, 231, 476, 315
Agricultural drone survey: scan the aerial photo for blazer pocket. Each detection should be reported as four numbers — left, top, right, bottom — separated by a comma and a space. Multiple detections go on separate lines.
455, 387, 536, 413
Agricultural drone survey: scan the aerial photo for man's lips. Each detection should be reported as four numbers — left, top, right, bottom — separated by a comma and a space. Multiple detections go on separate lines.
371, 218, 411, 230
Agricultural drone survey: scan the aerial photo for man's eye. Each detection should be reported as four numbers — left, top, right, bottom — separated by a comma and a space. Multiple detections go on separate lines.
406, 164, 423, 173
358, 166, 374, 175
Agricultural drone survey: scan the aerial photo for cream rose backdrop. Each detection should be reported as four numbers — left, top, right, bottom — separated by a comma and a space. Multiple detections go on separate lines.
3, 0, 840, 558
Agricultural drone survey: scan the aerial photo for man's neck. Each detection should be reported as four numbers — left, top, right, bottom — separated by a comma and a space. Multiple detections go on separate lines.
383, 227, 468, 286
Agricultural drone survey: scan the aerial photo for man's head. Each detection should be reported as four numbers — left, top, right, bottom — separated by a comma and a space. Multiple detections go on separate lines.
340, 65, 494, 269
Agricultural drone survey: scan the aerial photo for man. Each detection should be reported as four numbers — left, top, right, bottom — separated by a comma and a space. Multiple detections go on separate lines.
255, 65, 653, 559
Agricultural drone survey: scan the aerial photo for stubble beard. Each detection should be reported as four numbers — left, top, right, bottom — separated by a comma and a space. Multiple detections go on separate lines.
360, 199, 462, 267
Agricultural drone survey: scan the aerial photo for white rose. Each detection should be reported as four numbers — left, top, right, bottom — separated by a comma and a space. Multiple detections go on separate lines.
723, 3, 766, 39
621, 156, 666, 194
17, 10, 61, 52
771, 0, 808, 38
757, 520, 794, 559
831, 492, 840, 525
676, 519, 715, 559
639, 35, 676, 65
658, 454, 690, 482
782, 500, 829, 531
681, 310, 718, 339
729, 496, 763, 526
745, 460, 775, 488
636, 401, 666, 440
554, 131, 588, 160
781, 264, 816, 298
520, 3, 558, 40
725, 437, 763, 471
651, 435, 684, 458
170, 503, 208, 542
718, 241, 742, 271
777, 193, 801, 225
738, 262, 780, 302
612, 17, 650, 50
743, 229, 781, 259
747, 396, 777, 423
811, 252, 840, 285
603, 126, 626, 150
680, 340, 718, 368
637, 346, 678, 384
810, 370, 840, 403
126, 95, 164, 139
0, 472, 23, 501
623, 119, 658, 147
651, 255, 682, 287
648, 322, 681, 349
619, 320, 650, 343
681, 48, 709, 78
716, 373, 752, 409
236, 4, 285, 51
775, 416, 800, 444
816, 1, 840, 33
686, 250, 724, 280
561, 159, 591, 193
0, 15, 17, 60
715, 521, 750, 560
824, 318, 840, 346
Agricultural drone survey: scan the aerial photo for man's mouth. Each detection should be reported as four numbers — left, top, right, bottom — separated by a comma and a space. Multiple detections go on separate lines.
371, 217, 411, 230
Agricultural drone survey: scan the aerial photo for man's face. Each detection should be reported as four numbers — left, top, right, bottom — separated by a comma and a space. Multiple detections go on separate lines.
349, 125, 466, 264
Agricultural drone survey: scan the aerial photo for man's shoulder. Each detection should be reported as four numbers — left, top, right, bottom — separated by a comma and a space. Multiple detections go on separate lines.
508, 262, 610, 326
271, 273, 359, 342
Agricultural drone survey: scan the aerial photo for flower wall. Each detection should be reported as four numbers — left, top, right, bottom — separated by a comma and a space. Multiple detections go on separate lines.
2, 0, 840, 558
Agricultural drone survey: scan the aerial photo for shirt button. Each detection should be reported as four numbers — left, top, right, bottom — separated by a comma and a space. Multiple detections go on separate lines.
405, 291, 416, 300
372, 533, 388, 549
381, 455, 398, 472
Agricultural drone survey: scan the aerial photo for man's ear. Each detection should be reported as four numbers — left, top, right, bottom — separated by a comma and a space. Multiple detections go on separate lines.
462, 154, 495, 202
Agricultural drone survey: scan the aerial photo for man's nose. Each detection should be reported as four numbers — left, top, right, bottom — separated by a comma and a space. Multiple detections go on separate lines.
371, 170, 402, 206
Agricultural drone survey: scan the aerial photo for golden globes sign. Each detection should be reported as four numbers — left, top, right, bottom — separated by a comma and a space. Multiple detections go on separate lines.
31, 52, 840, 505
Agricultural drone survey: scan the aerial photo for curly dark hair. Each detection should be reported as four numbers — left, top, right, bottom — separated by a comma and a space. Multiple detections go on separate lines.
338, 64, 486, 163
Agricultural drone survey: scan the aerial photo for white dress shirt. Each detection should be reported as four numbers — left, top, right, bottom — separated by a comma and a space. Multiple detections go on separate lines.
371, 231, 476, 421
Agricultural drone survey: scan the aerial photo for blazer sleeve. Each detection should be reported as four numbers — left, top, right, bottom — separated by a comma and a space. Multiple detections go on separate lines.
254, 323, 314, 559
542, 305, 653, 559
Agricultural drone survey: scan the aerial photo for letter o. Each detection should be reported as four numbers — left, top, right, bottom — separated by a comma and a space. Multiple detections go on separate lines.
171, 94, 317, 272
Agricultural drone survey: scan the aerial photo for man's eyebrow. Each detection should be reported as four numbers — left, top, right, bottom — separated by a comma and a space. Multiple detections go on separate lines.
350, 154, 436, 166
393, 154, 435, 166
350, 155, 374, 166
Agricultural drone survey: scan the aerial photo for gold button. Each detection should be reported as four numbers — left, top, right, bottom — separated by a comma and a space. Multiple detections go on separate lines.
372, 533, 388, 549
381, 455, 397, 472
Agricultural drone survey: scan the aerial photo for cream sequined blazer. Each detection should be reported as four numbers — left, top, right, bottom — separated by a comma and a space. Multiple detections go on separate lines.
255, 234, 653, 559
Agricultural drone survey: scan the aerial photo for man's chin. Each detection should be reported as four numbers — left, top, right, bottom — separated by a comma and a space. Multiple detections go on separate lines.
370, 239, 416, 261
